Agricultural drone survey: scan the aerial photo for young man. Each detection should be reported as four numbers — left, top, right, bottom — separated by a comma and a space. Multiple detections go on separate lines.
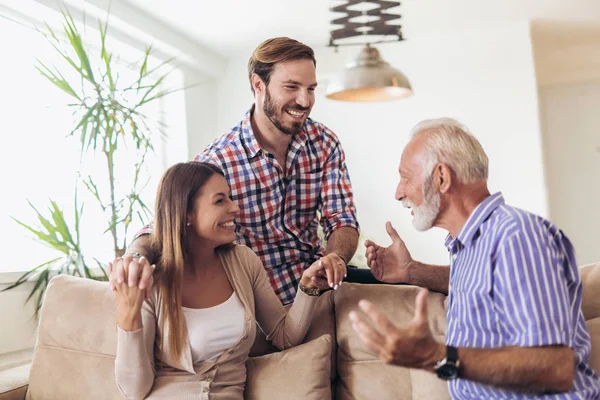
351, 118, 600, 398
120, 37, 378, 304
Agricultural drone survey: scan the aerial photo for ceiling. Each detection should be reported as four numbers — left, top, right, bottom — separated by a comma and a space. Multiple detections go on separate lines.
125, 0, 600, 57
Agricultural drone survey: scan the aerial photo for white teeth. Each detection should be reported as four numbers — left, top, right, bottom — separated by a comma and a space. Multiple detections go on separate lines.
219, 221, 234, 228
286, 109, 303, 118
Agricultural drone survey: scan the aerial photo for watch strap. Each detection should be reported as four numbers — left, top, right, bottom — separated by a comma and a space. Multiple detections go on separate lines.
298, 282, 320, 296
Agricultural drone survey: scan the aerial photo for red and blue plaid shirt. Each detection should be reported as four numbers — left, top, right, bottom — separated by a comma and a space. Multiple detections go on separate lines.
136, 107, 359, 304
197, 107, 359, 304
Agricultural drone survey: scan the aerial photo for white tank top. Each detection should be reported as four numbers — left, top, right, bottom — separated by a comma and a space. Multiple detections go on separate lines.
182, 292, 245, 363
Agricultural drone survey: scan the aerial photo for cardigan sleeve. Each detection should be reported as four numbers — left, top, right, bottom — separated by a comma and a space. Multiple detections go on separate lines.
114, 295, 157, 399
243, 247, 318, 349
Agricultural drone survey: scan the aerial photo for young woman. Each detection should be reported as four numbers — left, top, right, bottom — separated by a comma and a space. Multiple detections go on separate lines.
109, 162, 344, 399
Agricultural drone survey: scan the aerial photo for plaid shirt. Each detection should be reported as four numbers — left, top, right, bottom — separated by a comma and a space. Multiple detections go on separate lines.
135, 107, 359, 303
197, 107, 359, 304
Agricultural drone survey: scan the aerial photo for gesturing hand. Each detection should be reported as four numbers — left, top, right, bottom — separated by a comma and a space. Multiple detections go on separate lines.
349, 289, 443, 370
365, 222, 414, 283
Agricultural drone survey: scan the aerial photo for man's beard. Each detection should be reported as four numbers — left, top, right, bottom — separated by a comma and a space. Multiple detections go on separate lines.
402, 172, 441, 231
263, 87, 307, 136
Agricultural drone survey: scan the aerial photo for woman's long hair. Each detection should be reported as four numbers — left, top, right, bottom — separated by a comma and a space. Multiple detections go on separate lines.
151, 161, 225, 362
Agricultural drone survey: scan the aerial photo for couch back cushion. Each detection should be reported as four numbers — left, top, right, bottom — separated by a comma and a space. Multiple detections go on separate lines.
579, 263, 600, 321
334, 283, 450, 400
26, 275, 122, 400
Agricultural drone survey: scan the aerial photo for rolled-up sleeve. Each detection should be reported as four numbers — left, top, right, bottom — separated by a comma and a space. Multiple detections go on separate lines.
319, 136, 359, 239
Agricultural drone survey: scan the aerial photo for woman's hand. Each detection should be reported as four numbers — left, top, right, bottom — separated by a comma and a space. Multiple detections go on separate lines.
300, 253, 347, 291
108, 257, 153, 331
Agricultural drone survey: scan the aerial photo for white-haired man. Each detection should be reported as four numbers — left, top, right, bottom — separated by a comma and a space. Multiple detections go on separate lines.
350, 118, 600, 398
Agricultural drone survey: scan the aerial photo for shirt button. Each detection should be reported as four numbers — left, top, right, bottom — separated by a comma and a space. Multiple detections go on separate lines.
245, 315, 251, 321
206, 377, 212, 382
203, 387, 209, 393
452, 253, 458, 260
228, 350, 234, 355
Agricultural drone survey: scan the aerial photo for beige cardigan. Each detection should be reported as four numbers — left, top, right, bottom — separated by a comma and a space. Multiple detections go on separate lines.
114, 244, 318, 399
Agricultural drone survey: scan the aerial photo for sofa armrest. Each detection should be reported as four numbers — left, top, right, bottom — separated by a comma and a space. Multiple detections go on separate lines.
0, 364, 29, 400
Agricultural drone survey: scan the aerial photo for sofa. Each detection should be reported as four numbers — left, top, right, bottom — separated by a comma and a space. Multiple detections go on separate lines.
2, 263, 600, 400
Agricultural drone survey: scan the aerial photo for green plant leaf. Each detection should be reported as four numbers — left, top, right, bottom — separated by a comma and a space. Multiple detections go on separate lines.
1, 257, 61, 292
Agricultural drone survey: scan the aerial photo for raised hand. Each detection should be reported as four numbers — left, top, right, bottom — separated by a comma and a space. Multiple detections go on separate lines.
365, 222, 414, 283
108, 254, 155, 299
349, 289, 443, 369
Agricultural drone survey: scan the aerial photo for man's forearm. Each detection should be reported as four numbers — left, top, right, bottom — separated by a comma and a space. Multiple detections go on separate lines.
126, 234, 157, 264
325, 226, 359, 265
408, 261, 450, 294
424, 343, 575, 394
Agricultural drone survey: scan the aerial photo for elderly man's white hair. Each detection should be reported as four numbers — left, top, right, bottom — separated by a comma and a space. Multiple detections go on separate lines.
410, 118, 489, 184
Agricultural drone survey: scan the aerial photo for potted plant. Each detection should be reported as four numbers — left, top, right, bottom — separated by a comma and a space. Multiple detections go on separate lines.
3, 10, 176, 316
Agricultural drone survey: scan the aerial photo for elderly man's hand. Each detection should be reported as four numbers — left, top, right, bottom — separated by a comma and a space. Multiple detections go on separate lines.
108, 254, 155, 299
364, 222, 414, 283
349, 288, 444, 370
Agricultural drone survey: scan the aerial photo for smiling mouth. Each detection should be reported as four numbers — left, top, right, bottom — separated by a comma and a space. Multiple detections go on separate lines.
285, 108, 306, 119
218, 221, 235, 228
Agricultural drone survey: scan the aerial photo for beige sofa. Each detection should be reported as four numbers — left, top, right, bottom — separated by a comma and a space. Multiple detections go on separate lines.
2, 263, 600, 400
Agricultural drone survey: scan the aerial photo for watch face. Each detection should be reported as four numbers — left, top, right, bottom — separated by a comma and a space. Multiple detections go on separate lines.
436, 363, 460, 381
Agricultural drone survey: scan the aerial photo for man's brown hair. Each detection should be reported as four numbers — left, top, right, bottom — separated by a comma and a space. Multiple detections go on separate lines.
248, 37, 316, 94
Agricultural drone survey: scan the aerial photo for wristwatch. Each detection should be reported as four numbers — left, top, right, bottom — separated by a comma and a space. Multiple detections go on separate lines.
434, 345, 460, 380
298, 282, 320, 297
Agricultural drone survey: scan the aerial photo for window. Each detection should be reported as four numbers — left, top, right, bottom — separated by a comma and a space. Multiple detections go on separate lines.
0, 12, 185, 274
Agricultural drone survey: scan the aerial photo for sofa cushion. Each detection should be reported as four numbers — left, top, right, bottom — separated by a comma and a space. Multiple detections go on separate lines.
580, 263, 600, 321
245, 334, 332, 400
0, 364, 29, 400
334, 283, 449, 400
586, 317, 600, 374
26, 275, 122, 400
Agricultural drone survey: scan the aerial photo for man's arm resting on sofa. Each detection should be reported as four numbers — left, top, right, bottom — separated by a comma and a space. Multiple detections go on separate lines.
349, 289, 575, 394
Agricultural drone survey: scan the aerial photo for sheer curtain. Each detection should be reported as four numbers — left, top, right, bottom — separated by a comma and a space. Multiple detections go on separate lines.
0, 14, 185, 273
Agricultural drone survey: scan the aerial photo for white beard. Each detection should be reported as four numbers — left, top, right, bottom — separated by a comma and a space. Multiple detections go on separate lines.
402, 177, 441, 231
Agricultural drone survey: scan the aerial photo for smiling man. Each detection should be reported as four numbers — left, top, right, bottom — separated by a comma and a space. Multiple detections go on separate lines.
353, 118, 600, 399
124, 37, 377, 305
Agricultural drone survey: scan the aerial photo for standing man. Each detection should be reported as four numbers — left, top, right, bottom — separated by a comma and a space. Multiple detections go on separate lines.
351, 118, 600, 398
123, 37, 375, 305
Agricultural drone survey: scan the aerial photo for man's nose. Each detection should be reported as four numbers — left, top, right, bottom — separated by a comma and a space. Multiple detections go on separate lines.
395, 182, 405, 202
296, 90, 311, 108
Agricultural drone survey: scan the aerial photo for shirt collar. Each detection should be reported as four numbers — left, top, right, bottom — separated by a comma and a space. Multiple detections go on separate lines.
444, 192, 505, 249
240, 105, 262, 158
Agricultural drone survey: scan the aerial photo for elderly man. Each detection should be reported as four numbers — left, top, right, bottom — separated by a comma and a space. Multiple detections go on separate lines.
350, 118, 600, 399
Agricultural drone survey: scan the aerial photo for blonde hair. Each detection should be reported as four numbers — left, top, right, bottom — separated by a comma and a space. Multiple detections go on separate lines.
248, 37, 315, 94
411, 118, 489, 184
151, 161, 225, 361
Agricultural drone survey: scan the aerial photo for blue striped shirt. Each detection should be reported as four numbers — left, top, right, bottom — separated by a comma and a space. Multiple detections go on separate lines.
445, 192, 600, 399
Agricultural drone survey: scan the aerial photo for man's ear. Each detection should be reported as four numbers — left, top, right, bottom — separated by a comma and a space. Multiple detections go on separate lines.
436, 163, 453, 193
251, 73, 265, 95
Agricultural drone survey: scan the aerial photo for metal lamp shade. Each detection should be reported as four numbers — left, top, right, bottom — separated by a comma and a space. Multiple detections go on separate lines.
326, 45, 412, 102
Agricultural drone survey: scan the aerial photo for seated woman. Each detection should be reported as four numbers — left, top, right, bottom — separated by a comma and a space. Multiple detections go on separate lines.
108, 161, 343, 399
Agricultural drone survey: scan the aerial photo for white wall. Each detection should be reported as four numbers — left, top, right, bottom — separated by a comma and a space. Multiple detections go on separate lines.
213, 21, 546, 266
183, 69, 222, 160
540, 83, 600, 265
